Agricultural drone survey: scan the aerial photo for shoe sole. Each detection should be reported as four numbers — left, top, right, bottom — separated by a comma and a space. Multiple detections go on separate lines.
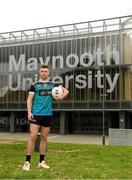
38, 164, 50, 169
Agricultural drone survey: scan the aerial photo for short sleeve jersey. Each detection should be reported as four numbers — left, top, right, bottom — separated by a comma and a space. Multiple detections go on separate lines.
29, 81, 56, 116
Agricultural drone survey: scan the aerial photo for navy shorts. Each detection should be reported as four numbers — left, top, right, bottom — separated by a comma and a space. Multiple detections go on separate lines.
29, 115, 53, 127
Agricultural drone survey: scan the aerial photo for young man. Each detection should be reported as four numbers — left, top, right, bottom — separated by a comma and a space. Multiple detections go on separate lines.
23, 65, 69, 171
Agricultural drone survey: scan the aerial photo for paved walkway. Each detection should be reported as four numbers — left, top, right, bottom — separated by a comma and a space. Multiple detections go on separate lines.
0, 132, 109, 145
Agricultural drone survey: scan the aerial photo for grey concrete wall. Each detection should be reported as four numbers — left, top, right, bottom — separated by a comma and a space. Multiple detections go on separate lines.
109, 128, 132, 146
60, 112, 68, 135
10, 112, 15, 133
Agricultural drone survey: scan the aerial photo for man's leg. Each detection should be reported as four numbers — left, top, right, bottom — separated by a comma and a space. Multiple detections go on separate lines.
39, 126, 50, 155
26, 123, 40, 156
23, 123, 40, 170
38, 126, 50, 168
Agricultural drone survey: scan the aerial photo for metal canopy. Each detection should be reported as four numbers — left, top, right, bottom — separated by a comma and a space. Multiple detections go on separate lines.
0, 15, 132, 45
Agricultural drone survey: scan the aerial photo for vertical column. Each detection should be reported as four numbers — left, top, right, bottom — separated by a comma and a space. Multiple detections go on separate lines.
119, 111, 125, 129
108, 112, 111, 129
76, 112, 81, 133
10, 112, 15, 133
60, 111, 68, 135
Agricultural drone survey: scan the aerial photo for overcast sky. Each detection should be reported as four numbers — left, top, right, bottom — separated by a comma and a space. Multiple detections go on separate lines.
0, 0, 132, 33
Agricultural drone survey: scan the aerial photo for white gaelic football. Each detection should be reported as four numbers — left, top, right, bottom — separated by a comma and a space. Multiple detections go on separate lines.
52, 86, 63, 97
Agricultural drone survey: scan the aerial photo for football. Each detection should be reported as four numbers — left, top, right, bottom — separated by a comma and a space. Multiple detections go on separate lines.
52, 87, 63, 97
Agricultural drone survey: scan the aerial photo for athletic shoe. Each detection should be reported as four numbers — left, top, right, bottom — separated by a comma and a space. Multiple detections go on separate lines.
38, 160, 50, 169
23, 161, 30, 171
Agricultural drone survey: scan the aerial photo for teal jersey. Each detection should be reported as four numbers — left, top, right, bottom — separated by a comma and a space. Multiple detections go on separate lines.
29, 81, 56, 116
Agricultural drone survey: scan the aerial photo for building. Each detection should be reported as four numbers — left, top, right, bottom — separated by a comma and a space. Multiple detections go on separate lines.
0, 15, 132, 134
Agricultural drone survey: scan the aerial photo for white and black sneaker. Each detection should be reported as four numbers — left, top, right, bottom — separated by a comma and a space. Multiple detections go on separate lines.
23, 161, 30, 171
38, 160, 50, 169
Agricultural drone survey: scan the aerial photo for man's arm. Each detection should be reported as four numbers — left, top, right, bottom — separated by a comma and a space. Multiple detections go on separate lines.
27, 93, 34, 120
52, 86, 69, 100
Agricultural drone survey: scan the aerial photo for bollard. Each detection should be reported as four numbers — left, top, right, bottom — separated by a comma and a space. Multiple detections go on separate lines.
34, 132, 41, 152
34, 132, 48, 152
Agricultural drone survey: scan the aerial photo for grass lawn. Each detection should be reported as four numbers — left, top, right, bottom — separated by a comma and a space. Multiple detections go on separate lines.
0, 141, 132, 179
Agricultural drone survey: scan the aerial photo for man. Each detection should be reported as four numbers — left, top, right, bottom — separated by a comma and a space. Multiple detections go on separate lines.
23, 65, 69, 171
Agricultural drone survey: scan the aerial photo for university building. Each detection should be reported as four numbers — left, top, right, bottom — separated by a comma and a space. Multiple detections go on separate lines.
0, 15, 132, 134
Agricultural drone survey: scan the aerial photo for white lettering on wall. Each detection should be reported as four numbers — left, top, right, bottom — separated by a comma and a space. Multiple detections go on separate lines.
1, 44, 120, 94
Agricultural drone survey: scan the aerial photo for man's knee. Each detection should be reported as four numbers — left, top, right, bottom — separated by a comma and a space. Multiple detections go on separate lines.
30, 133, 38, 142
41, 135, 47, 142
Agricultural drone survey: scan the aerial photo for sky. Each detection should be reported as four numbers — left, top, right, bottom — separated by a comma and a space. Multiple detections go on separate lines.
0, 0, 132, 33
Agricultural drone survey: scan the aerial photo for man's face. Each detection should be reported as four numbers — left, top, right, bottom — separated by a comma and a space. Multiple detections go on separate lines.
39, 68, 49, 80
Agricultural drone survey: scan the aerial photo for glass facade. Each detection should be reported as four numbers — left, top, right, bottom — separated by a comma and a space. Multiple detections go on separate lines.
0, 15, 132, 134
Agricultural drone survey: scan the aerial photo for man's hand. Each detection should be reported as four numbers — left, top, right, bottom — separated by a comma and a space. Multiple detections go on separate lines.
28, 111, 34, 121
52, 86, 69, 100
